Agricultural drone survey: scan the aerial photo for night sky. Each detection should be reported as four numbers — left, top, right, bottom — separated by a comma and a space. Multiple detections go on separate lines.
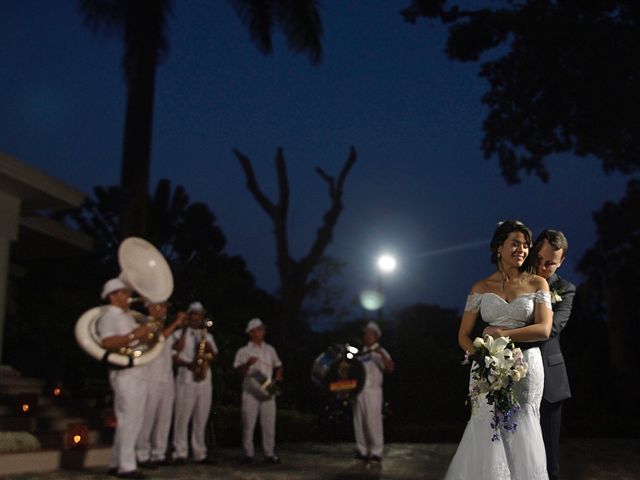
0, 1, 628, 321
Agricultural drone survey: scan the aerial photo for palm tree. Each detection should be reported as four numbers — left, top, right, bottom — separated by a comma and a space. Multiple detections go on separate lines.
79, 0, 323, 238
79, 0, 172, 238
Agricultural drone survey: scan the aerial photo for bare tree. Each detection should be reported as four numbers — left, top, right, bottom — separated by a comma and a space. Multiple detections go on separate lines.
234, 147, 357, 342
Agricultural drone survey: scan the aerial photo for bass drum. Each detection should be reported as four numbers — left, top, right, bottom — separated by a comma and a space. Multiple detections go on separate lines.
311, 344, 366, 401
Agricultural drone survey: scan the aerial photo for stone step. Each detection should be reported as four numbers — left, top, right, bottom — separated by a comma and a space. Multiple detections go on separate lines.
37, 416, 87, 432
0, 379, 44, 395
0, 446, 111, 476
34, 428, 111, 449
0, 416, 37, 432
36, 404, 76, 418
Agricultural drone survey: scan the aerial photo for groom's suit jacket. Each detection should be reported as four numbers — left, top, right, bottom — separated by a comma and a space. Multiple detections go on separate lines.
540, 273, 576, 403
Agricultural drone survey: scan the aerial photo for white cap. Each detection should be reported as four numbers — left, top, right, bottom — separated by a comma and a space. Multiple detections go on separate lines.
101, 278, 129, 300
364, 321, 382, 337
245, 318, 264, 333
187, 301, 205, 313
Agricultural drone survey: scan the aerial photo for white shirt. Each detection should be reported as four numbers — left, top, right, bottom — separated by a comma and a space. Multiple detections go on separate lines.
97, 305, 138, 340
172, 327, 218, 384
96, 305, 147, 377
358, 342, 391, 390
146, 334, 176, 383
233, 341, 282, 381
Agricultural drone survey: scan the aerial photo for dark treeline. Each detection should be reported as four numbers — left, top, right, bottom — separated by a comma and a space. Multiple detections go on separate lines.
3, 180, 634, 441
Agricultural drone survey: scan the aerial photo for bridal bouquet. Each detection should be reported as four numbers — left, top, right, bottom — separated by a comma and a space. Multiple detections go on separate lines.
463, 335, 528, 441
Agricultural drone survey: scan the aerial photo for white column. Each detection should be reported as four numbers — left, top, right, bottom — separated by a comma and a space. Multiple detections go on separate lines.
0, 190, 20, 363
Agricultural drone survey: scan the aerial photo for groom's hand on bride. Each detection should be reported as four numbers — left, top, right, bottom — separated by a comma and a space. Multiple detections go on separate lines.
483, 326, 503, 338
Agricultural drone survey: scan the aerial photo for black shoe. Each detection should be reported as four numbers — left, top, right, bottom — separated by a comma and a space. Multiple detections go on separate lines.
107, 468, 118, 476
240, 455, 254, 464
264, 456, 281, 464
149, 460, 168, 467
137, 461, 157, 470
173, 457, 188, 466
369, 455, 382, 463
117, 471, 145, 479
354, 452, 368, 461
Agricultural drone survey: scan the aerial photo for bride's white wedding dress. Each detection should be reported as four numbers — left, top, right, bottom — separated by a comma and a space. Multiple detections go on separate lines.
445, 291, 551, 480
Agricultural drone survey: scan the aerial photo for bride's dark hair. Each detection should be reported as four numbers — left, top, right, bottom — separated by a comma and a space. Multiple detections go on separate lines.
490, 220, 534, 273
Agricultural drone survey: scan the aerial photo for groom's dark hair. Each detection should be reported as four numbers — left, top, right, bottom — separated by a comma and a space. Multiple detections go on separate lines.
535, 229, 568, 259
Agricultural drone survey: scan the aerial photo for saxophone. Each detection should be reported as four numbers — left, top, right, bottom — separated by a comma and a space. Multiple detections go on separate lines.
193, 324, 213, 382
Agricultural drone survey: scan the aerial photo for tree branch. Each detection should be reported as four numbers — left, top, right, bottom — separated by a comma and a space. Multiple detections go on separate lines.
301, 147, 357, 276
233, 148, 277, 219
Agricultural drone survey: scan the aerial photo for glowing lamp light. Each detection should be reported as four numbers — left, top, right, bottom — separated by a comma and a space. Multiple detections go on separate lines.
15, 394, 38, 416
377, 254, 397, 273
359, 289, 384, 311
66, 422, 90, 449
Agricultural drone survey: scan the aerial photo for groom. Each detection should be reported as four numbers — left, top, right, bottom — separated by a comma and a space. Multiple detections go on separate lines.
533, 229, 576, 480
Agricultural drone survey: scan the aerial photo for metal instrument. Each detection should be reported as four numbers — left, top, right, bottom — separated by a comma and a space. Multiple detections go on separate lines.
75, 237, 174, 367
242, 369, 280, 400
192, 320, 214, 382
311, 343, 366, 401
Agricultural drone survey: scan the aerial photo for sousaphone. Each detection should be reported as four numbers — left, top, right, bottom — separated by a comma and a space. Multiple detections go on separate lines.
75, 237, 174, 367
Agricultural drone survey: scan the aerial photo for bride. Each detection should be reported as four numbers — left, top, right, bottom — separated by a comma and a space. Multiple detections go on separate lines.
445, 220, 553, 480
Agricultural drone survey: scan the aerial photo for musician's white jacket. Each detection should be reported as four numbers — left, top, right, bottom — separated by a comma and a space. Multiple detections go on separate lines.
171, 327, 218, 461
97, 305, 149, 474
173, 328, 217, 384
233, 341, 282, 459
353, 342, 392, 458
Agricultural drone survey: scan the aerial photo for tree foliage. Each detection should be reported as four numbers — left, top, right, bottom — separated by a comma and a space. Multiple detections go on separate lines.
402, 0, 640, 183
577, 179, 640, 378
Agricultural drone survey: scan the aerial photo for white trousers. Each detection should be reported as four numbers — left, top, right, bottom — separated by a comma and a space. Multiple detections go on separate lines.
172, 381, 212, 461
109, 369, 149, 473
135, 378, 175, 462
353, 386, 384, 457
241, 391, 276, 458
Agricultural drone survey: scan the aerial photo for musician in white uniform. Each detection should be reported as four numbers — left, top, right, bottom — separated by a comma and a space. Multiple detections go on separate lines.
135, 302, 185, 467
233, 318, 283, 464
97, 278, 156, 479
352, 321, 395, 463
171, 301, 217, 464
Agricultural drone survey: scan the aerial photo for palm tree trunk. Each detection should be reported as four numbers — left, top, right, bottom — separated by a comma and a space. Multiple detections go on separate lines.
119, 18, 159, 238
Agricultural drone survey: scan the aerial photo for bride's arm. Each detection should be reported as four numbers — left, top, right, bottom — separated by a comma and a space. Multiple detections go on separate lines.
458, 302, 481, 353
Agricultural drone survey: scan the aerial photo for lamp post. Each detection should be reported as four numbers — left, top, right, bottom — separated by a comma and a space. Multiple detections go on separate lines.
375, 253, 397, 321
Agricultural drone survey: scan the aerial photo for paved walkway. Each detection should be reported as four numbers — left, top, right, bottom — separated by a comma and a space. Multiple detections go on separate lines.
2, 440, 639, 480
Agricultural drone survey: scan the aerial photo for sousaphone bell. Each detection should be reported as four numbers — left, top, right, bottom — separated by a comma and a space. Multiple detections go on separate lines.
75, 237, 174, 367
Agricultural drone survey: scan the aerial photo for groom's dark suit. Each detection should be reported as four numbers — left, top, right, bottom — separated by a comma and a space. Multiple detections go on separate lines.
540, 273, 575, 479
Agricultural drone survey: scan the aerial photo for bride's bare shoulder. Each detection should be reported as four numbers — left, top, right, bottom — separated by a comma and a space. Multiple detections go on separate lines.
470, 274, 500, 294
527, 273, 550, 292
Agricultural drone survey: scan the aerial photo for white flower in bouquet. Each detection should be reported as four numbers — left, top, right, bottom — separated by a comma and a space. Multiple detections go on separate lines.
464, 334, 529, 441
